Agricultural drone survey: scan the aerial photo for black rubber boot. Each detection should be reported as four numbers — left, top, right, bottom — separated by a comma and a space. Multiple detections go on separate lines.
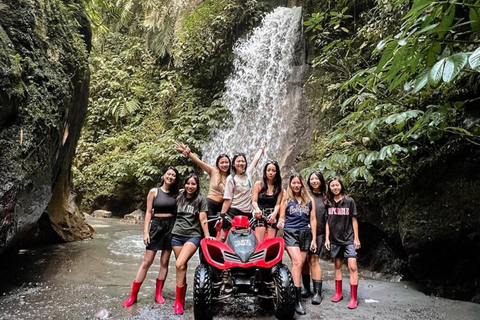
295, 286, 306, 315
311, 280, 323, 305
301, 274, 311, 298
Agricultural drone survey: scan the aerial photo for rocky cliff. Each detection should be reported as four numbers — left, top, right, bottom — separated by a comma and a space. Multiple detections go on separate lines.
0, 0, 93, 255
357, 142, 480, 302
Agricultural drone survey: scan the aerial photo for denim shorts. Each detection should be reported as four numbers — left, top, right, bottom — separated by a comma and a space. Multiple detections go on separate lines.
171, 234, 201, 247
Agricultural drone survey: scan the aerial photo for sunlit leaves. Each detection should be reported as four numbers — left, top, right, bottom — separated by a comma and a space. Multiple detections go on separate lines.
469, 46, 480, 70
442, 53, 468, 83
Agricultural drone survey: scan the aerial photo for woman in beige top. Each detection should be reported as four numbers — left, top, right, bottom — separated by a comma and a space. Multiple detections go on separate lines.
175, 142, 230, 238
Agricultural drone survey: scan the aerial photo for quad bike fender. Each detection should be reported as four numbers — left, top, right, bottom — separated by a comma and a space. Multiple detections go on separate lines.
200, 237, 284, 269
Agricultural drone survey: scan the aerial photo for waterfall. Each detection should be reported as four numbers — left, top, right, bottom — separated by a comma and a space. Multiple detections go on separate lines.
202, 6, 305, 176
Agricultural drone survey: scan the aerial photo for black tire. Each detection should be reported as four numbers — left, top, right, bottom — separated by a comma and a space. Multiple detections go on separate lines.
193, 263, 213, 320
272, 264, 295, 320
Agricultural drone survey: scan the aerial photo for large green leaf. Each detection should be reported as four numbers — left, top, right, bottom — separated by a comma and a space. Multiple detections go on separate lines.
411, 69, 429, 93
403, 0, 433, 20
468, 46, 480, 70
428, 58, 445, 85
376, 41, 397, 72
442, 53, 468, 83
470, 7, 480, 35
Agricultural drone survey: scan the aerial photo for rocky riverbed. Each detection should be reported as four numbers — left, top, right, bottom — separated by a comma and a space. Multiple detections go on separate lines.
0, 217, 478, 320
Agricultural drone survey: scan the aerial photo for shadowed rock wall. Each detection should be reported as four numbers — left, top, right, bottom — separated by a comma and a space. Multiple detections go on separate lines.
0, 0, 93, 255
358, 143, 480, 302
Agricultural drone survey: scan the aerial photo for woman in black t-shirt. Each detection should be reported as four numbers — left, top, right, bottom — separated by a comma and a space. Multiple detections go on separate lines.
171, 174, 209, 315
325, 178, 361, 309
123, 167, 179, 308
251, 160, 283, 242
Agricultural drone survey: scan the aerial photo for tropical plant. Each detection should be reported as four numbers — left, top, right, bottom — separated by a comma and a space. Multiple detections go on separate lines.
302, 0, 480, 193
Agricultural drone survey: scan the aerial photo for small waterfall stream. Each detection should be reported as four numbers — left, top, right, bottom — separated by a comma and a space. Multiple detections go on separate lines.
202, 7, 306, 174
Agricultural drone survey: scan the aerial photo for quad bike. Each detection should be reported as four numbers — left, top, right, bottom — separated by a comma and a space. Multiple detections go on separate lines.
193, 212, 295, 320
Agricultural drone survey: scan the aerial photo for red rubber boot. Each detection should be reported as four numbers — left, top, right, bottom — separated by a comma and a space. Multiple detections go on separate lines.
331, 280, 343, 302
155, 279, 166, 304
348, 284, 358, 309
123, 281, 142, 307
173, 284, 187, 315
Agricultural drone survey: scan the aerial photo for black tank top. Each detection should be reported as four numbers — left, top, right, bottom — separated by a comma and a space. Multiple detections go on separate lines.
258, 192, 278, 209
152, 187, 176, 214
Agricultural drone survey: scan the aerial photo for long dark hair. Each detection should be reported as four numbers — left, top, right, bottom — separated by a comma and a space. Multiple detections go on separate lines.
177, 173, 201, 209
184, 173, 200, 198
215, 154, 231, 171
231, 153, 247, 177
160, 166, 180, 197
260, 160, 282, 196
327, 178, 347, 206
307, 171, 327, 196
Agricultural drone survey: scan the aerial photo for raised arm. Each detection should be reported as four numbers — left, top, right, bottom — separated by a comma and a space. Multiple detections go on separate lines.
249, 140, 266, 171
175, 141, 213, 175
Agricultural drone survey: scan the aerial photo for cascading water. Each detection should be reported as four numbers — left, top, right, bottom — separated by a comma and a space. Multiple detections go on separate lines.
202, 6, 306, 174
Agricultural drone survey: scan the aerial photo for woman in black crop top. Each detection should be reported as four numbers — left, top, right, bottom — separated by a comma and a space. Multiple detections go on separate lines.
123, 167, 179, 308
251, 160, 283, 242
299, 171, 328, 304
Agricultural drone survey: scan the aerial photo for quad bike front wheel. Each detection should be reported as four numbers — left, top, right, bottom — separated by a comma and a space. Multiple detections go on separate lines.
272, 264, 295, 320
193, 263, 213, 320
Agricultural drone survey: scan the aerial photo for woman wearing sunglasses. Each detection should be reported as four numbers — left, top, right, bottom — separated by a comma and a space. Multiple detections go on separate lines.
251, 160, 283, 242
218, 140, 267, 241
175, 142, 230, 238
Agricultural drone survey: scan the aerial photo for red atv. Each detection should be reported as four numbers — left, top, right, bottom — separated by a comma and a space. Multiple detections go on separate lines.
193, 213, 295, 320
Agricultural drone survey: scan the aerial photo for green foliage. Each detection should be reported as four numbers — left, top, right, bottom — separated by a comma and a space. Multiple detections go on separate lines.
74, 0, 261, 210
303, 0, 480, 193
173, 0, 261, 83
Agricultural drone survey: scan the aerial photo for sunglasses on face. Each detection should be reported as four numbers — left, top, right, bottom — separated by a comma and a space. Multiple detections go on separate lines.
233, 153, 246, 157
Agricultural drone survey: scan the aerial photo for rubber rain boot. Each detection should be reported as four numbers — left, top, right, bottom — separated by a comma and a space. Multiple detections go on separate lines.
123, 281, 142, 307
301, 274, 311, 298
174, 284, 187, 315
294, 286, 306, 315
155, 278, 166, 304
348, 284, 358, 309
311, 280, 323, 305
331, 279, 343, 302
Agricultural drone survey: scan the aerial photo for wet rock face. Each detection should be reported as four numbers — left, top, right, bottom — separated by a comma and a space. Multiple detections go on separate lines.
359, 144, 480, 302
0, 0, 91, 254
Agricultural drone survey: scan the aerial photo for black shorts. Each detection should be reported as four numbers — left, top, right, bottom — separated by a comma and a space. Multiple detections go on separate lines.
222, 207, 251, 230
283, 228, 312, 251
146, 217, 174, 251
207, 198, 223, 237
250, 217, 278, 230
309, 235, 325, 256
330, 243, 357, 259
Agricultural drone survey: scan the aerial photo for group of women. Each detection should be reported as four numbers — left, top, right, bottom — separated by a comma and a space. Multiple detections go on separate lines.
122, 142, 361, 316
